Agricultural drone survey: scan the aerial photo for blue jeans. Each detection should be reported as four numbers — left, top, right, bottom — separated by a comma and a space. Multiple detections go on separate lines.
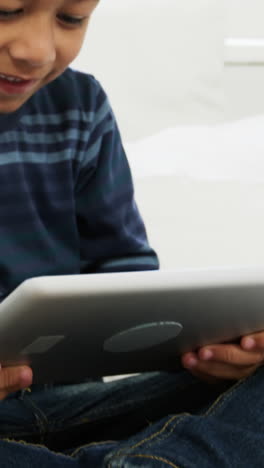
0, 366, 263, 467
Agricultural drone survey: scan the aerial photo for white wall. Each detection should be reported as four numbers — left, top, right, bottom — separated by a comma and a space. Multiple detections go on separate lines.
72, 1, 264, 135
73, 0, 226, 141
224, 1, 264, 122
227, 0, 264, 37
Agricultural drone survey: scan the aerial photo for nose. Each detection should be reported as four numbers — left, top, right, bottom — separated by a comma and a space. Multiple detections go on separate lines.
8, 17, 56, 67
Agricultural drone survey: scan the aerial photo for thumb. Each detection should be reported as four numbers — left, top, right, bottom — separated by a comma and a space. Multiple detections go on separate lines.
0, 366, 33, 400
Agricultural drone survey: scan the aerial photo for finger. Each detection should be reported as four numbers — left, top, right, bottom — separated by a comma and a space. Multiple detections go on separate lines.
241, 331, 264, 351
198, 344, 264, 367
182, 346, 263, 368
0, 366, 33, 400
182, 352, 199, 368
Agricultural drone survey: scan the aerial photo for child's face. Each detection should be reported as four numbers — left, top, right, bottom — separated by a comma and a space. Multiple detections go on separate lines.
0, 0, 98, 114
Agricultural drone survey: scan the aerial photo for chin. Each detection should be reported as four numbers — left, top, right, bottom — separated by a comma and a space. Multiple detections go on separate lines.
0, 91, 35, 113
0, 101, 25, 114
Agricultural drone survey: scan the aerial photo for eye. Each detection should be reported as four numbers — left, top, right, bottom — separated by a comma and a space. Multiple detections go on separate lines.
0, 10, 86, 26
0, 9, 22, 18
58, 14, 86, 26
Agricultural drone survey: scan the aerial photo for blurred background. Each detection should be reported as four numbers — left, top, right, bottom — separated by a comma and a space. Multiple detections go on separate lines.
72, 0, 264, 140
71, 0, 264, 271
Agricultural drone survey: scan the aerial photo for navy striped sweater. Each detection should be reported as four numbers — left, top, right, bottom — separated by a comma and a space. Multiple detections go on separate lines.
0, 68, 159, 300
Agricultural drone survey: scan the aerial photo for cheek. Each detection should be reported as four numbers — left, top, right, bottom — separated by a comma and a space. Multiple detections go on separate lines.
56, 30, 87, 67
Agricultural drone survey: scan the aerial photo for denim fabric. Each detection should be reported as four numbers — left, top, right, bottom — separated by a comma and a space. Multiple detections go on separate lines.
0, 367, 263, 467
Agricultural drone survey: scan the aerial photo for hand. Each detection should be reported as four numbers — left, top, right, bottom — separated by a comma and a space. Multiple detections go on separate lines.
181, 331, 264, 383
0, 365, 33, 400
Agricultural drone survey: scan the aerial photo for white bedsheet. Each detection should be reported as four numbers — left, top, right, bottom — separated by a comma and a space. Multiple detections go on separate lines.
124, 115, 264, 269
125, 115, 264, 183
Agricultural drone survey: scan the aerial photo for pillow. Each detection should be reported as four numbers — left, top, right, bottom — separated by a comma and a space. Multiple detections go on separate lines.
72, 0, 227, 141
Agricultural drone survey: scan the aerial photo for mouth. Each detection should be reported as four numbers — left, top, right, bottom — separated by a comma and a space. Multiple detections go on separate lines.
0, 73, 38, 95
0, 73, 37, 82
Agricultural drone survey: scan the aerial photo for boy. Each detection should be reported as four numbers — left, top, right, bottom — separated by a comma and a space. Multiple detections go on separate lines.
0, 0, 264, 466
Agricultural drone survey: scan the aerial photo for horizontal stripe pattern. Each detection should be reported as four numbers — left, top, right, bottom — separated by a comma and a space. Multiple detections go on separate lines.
0, 67, 159, 298
20, 109, 95, 126
0, 123, 114, 166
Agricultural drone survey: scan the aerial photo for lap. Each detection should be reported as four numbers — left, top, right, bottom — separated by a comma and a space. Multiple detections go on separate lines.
0, 367, 263, 466
0, 370, 229, 444
105, 366, 264, 467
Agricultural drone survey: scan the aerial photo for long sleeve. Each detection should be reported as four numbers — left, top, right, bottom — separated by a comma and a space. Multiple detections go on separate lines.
74, 79, 159, 274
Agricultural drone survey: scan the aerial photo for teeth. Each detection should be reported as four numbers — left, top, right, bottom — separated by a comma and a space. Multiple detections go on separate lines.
0, 73, 24, 83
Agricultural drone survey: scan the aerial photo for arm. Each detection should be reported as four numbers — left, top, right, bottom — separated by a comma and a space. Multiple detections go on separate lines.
75, 79, 159, 274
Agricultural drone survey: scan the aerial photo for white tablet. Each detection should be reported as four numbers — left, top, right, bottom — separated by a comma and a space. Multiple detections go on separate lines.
0, 267, 264, 384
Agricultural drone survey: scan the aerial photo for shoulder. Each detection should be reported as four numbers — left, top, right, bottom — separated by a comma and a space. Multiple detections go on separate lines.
27, 67, 109, 123
52, 68, 106, 111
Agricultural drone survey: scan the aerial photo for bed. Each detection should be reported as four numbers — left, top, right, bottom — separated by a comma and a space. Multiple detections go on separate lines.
71, 0, 264, 271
